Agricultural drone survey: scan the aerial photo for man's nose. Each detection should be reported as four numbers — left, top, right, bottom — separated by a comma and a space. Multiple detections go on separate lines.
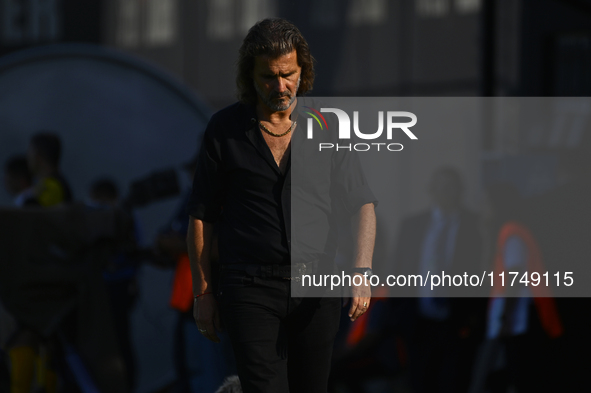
274, 78, 286, 92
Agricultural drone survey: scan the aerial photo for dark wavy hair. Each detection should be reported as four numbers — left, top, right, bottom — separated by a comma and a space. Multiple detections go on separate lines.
236, 18, 315, 105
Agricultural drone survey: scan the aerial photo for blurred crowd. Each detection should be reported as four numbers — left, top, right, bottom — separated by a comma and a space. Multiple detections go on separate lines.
1, 132, 590, 393
0, 132, 236, 393
330, 156, 591, 393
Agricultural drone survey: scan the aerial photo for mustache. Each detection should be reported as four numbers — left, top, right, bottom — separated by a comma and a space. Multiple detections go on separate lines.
269, 91, 292, 99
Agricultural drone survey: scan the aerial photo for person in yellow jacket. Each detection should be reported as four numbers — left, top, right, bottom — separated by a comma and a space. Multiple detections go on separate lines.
27, 132, 73, 207
8, 132, 73, 393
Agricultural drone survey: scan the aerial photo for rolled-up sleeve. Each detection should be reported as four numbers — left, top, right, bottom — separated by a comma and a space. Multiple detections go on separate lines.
187, 116, 224, 222
331, 150, 378, 213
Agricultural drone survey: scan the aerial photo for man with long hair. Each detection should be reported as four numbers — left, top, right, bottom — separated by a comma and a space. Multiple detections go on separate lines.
187, 18, 376, 393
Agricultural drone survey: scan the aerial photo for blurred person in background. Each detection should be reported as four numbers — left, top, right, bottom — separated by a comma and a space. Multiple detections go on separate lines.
27, 132, 73, 207
482, 183, 562, 393
88, 177, 120, 207
5, 132, 73, 393
3, 155, 35, 206
1, 155, 34, 392
87, 177, 138, 391
393, 167, 485, 393
158, 156, 233, 393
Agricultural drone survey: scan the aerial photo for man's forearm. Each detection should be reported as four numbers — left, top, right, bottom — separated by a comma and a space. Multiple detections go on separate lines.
352, 203, 376, 268
187, 217, 214, 295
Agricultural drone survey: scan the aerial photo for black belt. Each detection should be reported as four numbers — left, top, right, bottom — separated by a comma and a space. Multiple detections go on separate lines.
220, 263, 310, 281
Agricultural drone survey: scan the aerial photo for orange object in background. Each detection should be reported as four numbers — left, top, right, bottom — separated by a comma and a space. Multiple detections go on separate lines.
170, 253, 194, 312
491, 221, 563, 338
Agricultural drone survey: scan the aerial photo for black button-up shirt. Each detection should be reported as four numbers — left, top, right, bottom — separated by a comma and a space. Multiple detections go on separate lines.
187, 100, 376, 267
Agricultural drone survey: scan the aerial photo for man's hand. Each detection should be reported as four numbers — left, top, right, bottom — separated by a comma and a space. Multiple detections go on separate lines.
348, 203, 376, 321
348, 273, 372, 321
193, 294, 222, 343
187, 218, 219, 341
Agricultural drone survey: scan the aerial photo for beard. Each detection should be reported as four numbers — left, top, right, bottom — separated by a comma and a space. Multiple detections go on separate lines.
254, 76, 301, 112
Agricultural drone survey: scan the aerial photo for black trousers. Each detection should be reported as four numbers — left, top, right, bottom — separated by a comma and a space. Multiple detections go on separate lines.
217, 271, 341, 393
